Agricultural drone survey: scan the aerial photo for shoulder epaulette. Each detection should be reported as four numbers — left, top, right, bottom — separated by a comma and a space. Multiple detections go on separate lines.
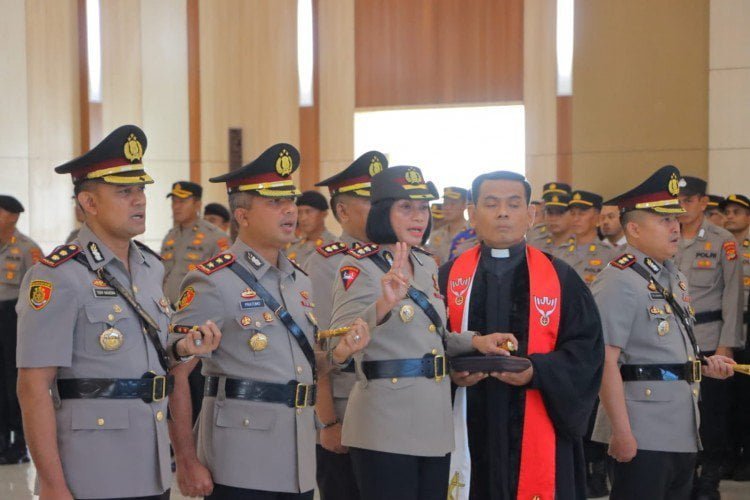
316, 241, 348, 258
41, 244, 81, 267
348, 243, 380, 259
288, 257, 309, 276
197, 253, 235, 274
412, 245, 433, 256
610, 253, 636, 270
134, 240, 163, 261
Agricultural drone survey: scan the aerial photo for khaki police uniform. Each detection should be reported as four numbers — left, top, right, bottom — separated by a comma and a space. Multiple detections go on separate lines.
527, 222, 548, 246
161, 218, 229, 305
0, 229, 41, 301
675, 218, 744, 351
330, 245, 476, 456
170, 239, 317, 494
428, 221, 469, 265
16, 224, 173, 498
592, 247, 701, 451
286, 228, 337, 266
560, 239, 617, 286
536, 235, 574, 259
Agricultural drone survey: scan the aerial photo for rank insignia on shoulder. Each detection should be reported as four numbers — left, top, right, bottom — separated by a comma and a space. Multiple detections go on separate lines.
197, 253, 235, 274
724, 241, 737, 261
644, 257, 661, 273
348, 243, 379, 259
41, 244, 81, 267
611, 254, 636, 270
316, 241, 348, 258
170, 324, 199, 334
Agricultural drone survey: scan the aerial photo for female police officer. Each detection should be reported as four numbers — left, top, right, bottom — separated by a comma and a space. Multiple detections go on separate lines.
328, 166, 514, 500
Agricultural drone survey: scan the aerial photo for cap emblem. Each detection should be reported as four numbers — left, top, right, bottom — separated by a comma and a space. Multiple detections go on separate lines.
369, 156, 383, 176
668, 173, 679, 196
276, 149, 294, 176
405, 168, 423, 185
123, 134, 143, 162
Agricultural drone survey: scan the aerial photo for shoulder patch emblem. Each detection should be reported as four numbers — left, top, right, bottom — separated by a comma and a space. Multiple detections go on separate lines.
40, 244, 81, 267
197, 253, 235, 274
348, 243, 380, 259
29, 280, 53, 310
340, 265, 361, 290
611, 253, 636, 270
316, 241, 348, 258
176, 286, 196, 310
724, 240, 737, 261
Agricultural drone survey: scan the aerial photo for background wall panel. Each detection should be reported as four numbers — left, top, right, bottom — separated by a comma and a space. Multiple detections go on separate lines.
355, 0, 523, 108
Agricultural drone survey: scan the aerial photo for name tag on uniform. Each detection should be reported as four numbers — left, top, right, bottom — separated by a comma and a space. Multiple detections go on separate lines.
94, 288, 117, 298
240, 299, 264, 309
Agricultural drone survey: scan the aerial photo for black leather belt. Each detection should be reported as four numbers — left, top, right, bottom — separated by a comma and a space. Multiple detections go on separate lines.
57, 372, 173, 403
341, 361, 355, 373
361, 354, 447, 381
204, 376, 316, 408
620, 361, 702, 383
694, 310, 722, 325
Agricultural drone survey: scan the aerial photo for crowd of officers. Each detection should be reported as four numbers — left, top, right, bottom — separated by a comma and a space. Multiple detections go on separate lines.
0, 122, 747, 500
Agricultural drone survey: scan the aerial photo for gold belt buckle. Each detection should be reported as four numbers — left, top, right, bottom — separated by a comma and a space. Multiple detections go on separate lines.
692, 360, 702, 383
152, 375, 167, 402
295, 383, 309, 408
434, 355, 446, 383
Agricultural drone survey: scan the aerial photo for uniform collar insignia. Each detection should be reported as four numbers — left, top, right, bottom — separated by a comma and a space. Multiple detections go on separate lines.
246, 250, 263, 270
88, 241, 105, 263
643, 257, 661, 273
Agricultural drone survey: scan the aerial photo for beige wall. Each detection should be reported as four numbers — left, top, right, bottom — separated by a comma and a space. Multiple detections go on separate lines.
707, 0, 750, 195
571, 0, 709, 199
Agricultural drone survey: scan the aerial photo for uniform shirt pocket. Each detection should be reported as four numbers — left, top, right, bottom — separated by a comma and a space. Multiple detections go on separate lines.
83, 302, 137, 354
215, 402, 278, 431
690, 265, 717, 288
71, 405, 130, 430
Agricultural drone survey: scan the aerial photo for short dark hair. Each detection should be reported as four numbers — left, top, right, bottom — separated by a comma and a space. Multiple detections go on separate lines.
471, 171, 531, 205
228, 192, 257, 222
366, 198, 432, 245
330, 194, 343, 223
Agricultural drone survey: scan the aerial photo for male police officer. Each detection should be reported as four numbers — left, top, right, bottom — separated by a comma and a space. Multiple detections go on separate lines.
600, 203, 627, 249
285, 191, 336, 265
15, 125, 218, 499
706, 195, 727, 228
167, 143, 369, 499
592, 165, 735, 500
427, 187, 469, 264
161, 181, 230, 306
533, 192, 575, 257
528, 182, 571, 246
0, 195, 41, 464
306, 151, 386, 500
205, 202, 232, 234
675, 176, 744, 499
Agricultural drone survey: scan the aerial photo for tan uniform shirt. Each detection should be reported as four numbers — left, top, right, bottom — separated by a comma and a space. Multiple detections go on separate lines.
0, 229, 41, 301
675, 219, 745, 351
330, 246, 475, 456
591, 246, 701, 453
741, 236, 750, 336
170, 239, 317, 493
427, 221, 469, 265
303, 233, 360, 419
559, 239, 618, 286
286, 229, 337, 267
161, 219, 230, 305
527, 222, 548, 246
15, 224, 173, 498
532, 235, 575, 259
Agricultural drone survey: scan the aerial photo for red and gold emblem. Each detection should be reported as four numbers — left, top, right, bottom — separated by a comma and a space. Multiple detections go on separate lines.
29, 280, 53, 310
177, 286, 196, 311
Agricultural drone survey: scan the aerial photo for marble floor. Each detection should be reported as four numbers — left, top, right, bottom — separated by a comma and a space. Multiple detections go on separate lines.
1, 461, 749, 499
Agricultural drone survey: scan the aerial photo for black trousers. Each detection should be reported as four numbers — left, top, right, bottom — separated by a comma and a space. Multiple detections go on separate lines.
0, 300, 22, 441
206, 484, 313, 500
697, 352, 732, 486
730, 342, 750, 460
316, 445, 360, 500
349, 447, 450, 500
610, 450, 696, 500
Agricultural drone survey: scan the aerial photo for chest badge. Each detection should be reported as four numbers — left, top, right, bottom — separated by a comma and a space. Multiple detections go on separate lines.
399, 304, 415, 323
241, 288, 257, 298
100, 327, 124, 351
657, 320, 670, 336
263, 312, 274, 323
249, 333, 268, 351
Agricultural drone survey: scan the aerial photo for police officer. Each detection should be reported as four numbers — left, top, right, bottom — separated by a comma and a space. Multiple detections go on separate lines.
600, 202, 627, 249
167, 143, 370, 500
561, 190, 617, 287
675, 176, 744, 499
204, 202, 232, 234
161, 181, 230, 306
304, 150, 387, 500
721, 193, 750, 480
592, 165, 735, 500
706, 195, 727, 228
329, 166, 511, 499
431, 202, 446, 231
285, 190, 336, 265
15, 125, 218, 499
0, 195, 40, 464
528, 182, 571, 246
532, 192, 575, 257
427, 187, 469, 264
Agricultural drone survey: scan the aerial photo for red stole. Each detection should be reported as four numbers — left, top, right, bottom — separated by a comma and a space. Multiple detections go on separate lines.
448, 244, 560, 500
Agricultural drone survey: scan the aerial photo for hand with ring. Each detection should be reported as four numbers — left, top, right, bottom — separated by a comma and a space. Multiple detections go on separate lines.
332, 318, 370, 364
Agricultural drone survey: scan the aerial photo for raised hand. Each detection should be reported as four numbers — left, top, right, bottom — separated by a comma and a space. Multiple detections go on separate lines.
379, 242, 410, 310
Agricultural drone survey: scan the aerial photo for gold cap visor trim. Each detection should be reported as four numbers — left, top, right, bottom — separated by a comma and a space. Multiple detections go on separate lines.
169, 188, 194, 198
100, 172, 154, 185
337, 182, 372, 194
569, 200, 594, 207
85, 164, 144, 180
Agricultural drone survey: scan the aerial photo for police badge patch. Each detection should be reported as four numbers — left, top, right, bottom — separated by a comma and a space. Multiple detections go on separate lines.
29, 280, 53, 310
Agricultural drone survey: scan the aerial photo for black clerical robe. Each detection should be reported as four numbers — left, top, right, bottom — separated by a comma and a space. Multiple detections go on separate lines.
439, 242, 604, 500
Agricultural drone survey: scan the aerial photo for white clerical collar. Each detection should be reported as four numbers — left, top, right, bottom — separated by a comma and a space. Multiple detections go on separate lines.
490, 248, 510, 259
